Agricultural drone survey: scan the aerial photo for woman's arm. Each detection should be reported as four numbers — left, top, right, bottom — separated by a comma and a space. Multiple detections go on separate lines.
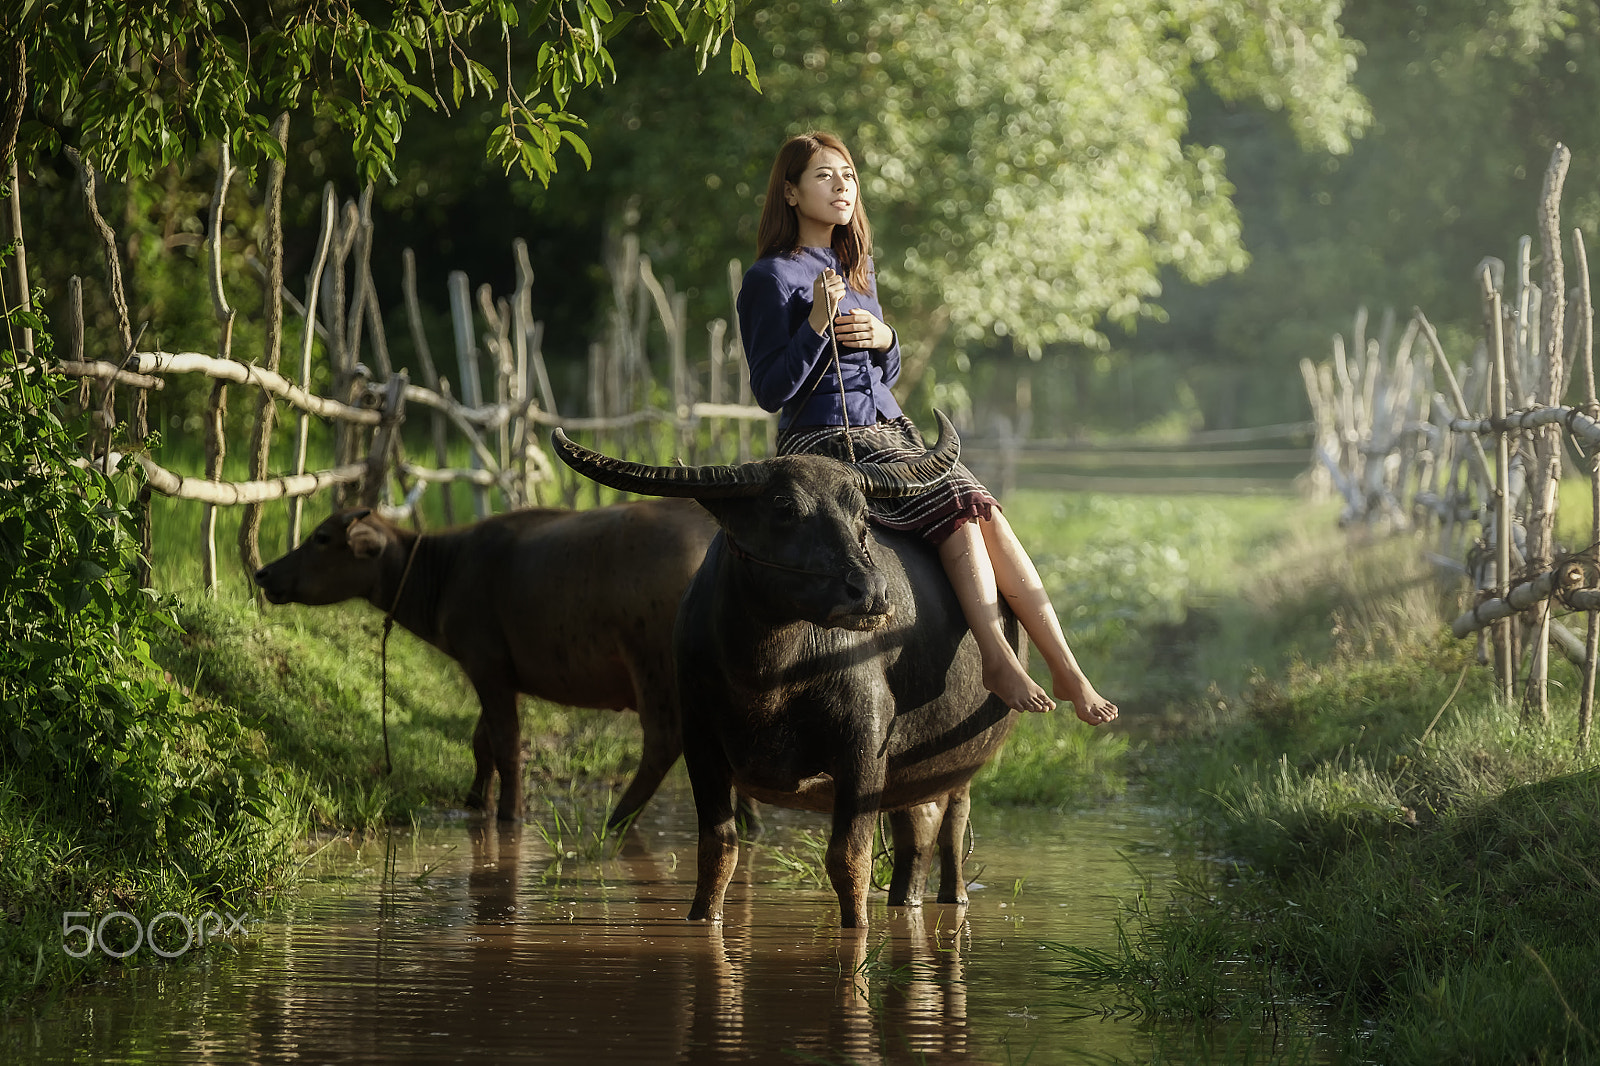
738, 269, 831, 412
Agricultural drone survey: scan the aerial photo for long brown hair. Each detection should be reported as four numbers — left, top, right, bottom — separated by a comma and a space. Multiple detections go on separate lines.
755, 131, 874, 294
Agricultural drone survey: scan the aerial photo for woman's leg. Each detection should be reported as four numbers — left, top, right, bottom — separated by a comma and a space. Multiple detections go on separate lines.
938, 522, 1055, 714
976, 511, 1118, 726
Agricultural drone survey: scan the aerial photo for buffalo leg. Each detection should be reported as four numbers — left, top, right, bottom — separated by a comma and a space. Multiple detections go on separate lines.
827, 801, 878, 929
684, 719, 738, 922
465, 716, 495, 812
936, 786, 972, 905
887, 800, 945, 907
471, 680, 524, 822
827, 751, 886, 928
607, 681, 681, 831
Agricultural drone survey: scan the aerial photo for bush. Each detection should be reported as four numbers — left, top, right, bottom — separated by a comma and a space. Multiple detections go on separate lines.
0, 280, 288, 1005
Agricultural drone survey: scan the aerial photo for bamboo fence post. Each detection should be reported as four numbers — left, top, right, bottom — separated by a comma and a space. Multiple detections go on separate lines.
67, 147, 149, 578
527, 318, 557, 420
672, 289, 690, 460
1484, 264, 1516, 706
474, 283, 514, 505
631, 253, 652, 460
497, 294, 516, 502
322, 196, 360, 505
7, 159, 31, 360
448, 270, 489, 518
344, 187, 372, 377
708, 318, 728, 458
67, 275, 84, 398
289, 186, 338, 551
1577, 226, 1597, 752
361, 373, 408, 509
511, 239, 539, 504
355, 188, 392, 381
239, 112, 290, 579
4, 42, 32, 359
586, 340, 605, 507
201, 140, 237, 596
1524, 143, 1571, 723
402, 247, 453, 526
1514, 237, 1534, 406
1419, 310, 1500, 569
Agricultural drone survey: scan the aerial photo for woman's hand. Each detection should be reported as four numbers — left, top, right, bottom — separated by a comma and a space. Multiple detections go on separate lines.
833, 308, 893, 350
808, 268, 847, 334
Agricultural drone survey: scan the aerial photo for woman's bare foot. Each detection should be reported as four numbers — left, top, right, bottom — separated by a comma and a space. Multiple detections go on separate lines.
1053, 676, 1118, 726
982, 658, 1055, 714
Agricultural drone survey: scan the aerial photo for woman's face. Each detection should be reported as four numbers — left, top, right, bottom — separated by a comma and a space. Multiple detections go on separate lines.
785, 147, 857, 237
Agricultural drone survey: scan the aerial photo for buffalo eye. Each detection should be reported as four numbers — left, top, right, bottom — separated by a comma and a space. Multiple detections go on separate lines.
313, 530, 332, 546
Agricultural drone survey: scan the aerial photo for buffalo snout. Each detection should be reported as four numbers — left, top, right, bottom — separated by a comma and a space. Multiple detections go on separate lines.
253, 562, 292, 604
828, 566, 895, 631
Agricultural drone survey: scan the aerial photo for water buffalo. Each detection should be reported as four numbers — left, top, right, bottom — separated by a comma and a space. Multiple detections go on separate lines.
253, 501, 718, 826
552, 413, 1021, 927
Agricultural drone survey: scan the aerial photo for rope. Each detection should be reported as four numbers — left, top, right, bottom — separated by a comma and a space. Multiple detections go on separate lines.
826, 306, 856, 463
380, 532, 424, 777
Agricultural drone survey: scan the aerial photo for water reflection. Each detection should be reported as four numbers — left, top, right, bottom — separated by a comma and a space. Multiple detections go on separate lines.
4, 790, 1182, 1064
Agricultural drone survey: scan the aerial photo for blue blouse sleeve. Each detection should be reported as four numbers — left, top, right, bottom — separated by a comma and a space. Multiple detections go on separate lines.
737, 267, 831, 413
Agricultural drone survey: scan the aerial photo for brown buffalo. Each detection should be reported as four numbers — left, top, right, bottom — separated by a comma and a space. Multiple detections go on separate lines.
253, 502, 718, 825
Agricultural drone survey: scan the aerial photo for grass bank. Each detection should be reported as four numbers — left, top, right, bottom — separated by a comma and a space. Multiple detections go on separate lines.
1048, 508, 1600, 1063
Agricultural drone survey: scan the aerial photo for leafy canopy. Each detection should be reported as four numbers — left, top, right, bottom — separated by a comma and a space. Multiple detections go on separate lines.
566, 0, 1369, 355
10, 0, 758, 185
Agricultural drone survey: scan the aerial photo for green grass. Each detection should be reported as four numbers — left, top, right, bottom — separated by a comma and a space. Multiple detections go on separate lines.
975, 488, 1325, 808
1039, 505, 1600, 1063
157, 596, 643, 830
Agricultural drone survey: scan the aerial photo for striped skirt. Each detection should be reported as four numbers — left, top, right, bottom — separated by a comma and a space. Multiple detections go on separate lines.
776, 416, 1000, 544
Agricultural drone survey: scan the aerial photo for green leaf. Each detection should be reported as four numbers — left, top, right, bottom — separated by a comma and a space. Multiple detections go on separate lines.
730, 37, 759, 92
561, 129, 593, 168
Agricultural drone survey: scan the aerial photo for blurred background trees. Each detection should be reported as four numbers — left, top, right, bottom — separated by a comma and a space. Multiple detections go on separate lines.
11, 0, 1600, 438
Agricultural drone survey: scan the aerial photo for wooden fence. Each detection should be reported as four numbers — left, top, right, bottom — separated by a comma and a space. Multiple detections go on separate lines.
1304, 143, 1597, 749
962, 421, 1313, 498
43, 142, 773, 594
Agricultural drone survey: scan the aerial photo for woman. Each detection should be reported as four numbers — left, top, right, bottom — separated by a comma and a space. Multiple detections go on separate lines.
737, 130, 1117, 725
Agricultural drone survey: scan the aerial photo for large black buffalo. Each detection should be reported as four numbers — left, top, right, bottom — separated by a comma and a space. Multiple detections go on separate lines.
553, 413, 1022, 928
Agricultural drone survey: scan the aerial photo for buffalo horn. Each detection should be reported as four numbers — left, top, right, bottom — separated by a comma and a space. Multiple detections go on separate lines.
851, 410, 962, 498
550, 430, 771, 498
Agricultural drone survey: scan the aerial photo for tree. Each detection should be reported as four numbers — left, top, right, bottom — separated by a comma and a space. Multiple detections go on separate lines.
551, 0, 1370, 364
1133, 0, 1600, 426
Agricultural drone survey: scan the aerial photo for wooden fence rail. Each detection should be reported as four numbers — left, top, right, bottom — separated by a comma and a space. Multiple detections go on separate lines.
1304, 143, 1597, 750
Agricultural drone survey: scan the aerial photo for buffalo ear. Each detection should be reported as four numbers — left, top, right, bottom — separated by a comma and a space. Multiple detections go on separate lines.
347, 517, 387, 559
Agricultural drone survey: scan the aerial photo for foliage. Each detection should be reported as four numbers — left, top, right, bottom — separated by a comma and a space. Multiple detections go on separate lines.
8, 0, 756, 185
1045, 524, 1600, 1063
0, 299, 269, 860
0, 238, 296, 1003
551, 0, 1368, 357
1139, 0, 1600, 426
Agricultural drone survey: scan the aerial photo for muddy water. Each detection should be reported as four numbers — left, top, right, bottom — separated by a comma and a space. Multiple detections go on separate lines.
7, 785, 1184, 1064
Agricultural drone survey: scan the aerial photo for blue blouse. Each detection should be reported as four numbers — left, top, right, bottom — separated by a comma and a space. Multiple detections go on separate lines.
737, 246, 903, 430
